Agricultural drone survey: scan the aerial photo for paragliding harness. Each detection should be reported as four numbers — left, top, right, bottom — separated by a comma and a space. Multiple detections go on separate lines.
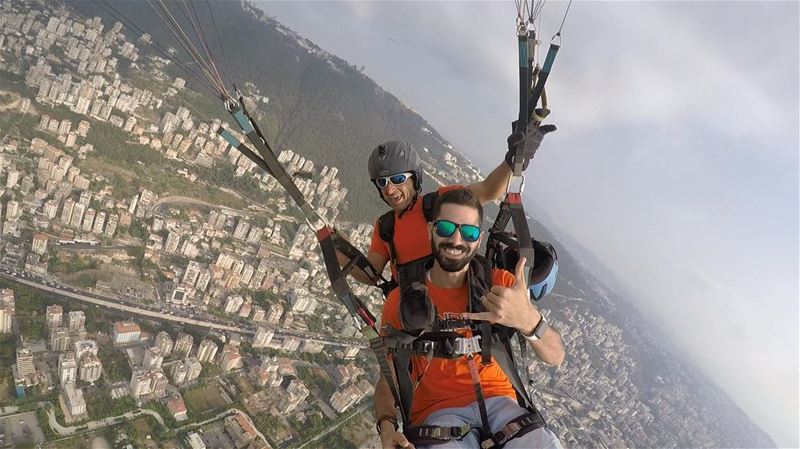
381, 256, 547, 448
377, 191, 439, 294
375, 2, 572, 443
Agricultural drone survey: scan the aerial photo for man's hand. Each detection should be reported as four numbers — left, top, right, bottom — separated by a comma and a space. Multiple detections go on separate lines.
380, 423, 415, 449
505, 116, 557, 171
462, 257, 541, 334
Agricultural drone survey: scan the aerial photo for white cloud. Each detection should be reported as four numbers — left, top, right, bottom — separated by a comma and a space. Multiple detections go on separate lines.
551, 2, 798, 164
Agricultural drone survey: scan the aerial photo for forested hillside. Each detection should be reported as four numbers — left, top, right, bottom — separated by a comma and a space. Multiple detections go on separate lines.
69, 0, 481, 223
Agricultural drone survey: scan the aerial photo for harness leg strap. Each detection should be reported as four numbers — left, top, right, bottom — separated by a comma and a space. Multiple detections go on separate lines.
480, 410, 547, 449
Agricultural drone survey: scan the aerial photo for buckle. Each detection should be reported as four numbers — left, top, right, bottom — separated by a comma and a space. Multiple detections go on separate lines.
418, 340, 435, 353
452, 425, 470, 437
495, 422, 522, 445
506, 174, 525, 194
454, 335, 482, 356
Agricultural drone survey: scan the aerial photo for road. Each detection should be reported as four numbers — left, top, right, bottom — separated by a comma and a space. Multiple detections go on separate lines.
0, 267, 367, 348
294, 402, 371, 449
0, 271, 255, 335
42, 402, 165, 437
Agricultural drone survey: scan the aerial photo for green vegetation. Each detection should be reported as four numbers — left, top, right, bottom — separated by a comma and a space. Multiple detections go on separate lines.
183, 384, 227, 417
37, 406, 57, 442
75, 273, 96, 288
126, 245, 145, 272
144, 400, 178, 429
289, 413, 327, 439
0, 365, 13, 405
98, 347, 132, 383
318, 431, 359, 449
86, 391, 136, 420
126, 219, 147, 240
0, 111, 38, 138
297, 365, 335, 398
251, 412, 290, 446
199, 362, 221, 379
0, 69, 29, 94
48, 253, 100, 275
18, 316, 45, 341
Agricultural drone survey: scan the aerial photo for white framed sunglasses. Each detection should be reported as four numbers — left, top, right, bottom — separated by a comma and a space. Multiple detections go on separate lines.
374, 172, 413, 188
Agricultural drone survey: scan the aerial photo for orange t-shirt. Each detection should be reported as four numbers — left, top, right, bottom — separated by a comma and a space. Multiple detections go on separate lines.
369, 185, 464, 279
380, 269, 519, 425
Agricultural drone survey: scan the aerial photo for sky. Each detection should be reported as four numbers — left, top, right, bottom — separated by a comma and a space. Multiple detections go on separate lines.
256, 1, 799, 446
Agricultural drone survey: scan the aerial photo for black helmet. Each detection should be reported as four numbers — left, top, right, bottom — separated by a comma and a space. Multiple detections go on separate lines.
491, 232, 559, 301
368, 141, 424, 193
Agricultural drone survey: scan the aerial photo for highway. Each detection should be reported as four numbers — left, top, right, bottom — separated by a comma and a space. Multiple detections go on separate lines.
0, 268, 367, 348
0, 269, 254, 335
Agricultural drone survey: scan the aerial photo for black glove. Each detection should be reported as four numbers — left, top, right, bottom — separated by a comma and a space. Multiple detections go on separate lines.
505, 113, 557, 171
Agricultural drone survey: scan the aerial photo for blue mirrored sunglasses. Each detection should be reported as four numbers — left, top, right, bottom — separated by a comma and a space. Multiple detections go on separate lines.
433, 220, 481, 242
375, 172, 413, 188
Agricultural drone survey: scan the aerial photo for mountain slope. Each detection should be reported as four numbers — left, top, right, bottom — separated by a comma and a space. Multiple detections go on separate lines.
69, 0, 483, 224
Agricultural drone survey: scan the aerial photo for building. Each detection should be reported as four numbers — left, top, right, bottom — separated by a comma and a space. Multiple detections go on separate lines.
302, 339, 325, 354
31, 233, 48, 255
170, 360, 189, 386
143, 347, 164, 370
251, 306, 265, 322
266, 303, 283, 325
58, 352, 77, 387
223, 295, 244, 315
250, 356, 280, 387
184, 357, 202, 382
169, 357, 202, 385
281, 378, 310, 414
219, 344, 242, 372
0, 289, 14, 333
73, 340, 98, 361
167, 396, 188, 422
185, 431, 206, 449
238, 302, 252, 319
289, 290, 317, 314
79, 353, 102, 383
129, 368, 168, 399
129, 369, 151, 398
196, 339, 218, 363
182, 261, 202, 286
113, 321, 141, 345
224, 414, 257, 449
16, 347, 35, 378
344, 346, 360, 360
68, 311, 85, 332
173, 332, 193, 358
46, 304, 63, 330
154, 331, 174, 357
50, 327, 71, 352
282, 336, 301, 352
61, 383, 87, 420
252, 327, 274, 349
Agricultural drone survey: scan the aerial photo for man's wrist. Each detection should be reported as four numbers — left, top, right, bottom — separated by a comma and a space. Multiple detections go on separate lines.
521, 310, 542, 337
376, 415, 398, 435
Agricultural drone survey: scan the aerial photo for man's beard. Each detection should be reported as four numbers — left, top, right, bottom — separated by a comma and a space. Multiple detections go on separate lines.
431, 237, 476, 272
